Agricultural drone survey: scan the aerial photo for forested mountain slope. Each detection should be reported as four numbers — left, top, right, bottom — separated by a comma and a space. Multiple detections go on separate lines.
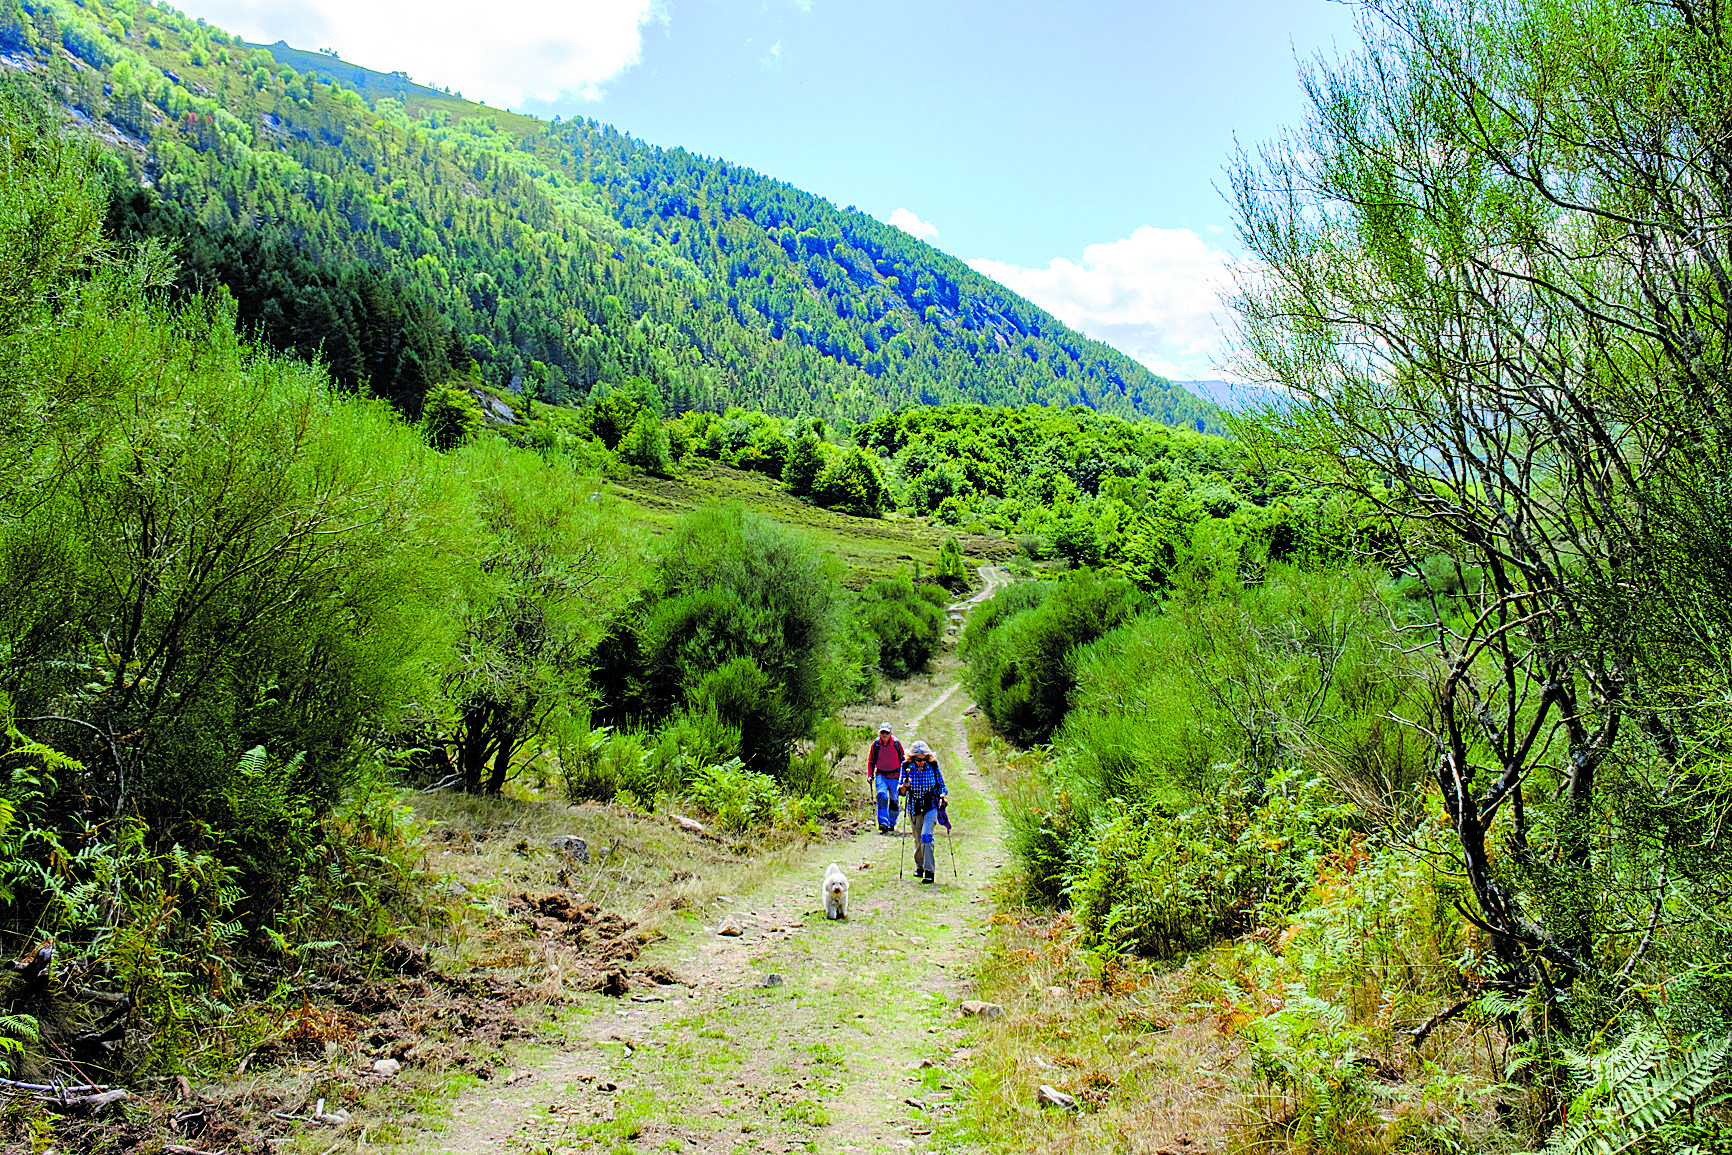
0, 0, 1219, 429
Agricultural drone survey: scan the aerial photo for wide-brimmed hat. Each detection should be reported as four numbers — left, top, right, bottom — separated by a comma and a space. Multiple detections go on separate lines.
878, 722, 893, 733
911, 740, 931, 756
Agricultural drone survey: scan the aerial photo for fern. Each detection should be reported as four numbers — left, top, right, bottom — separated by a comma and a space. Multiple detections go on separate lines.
0, 1012, 40, 1067
235, 744, 269, 779
1536, 1031, 1731, 1155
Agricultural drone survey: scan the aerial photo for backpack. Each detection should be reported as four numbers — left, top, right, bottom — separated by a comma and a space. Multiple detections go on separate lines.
870, 736, 904, 773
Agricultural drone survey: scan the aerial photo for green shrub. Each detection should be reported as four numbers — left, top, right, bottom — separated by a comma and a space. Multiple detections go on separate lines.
1001, 749, 1087, 904
555, 719, 618, 803
619, 409, 673, 475
689, 657, 797, 775
933, 535, 969, 590
857, 576, 947, 678
960, 579, 1052, 657
963, 570, 1143, 745
654, 704, 743, 775
597, 729, 662, 808
421, 384, 486, 450
593, 505, 849, 768
1066, 768, 1350, 957
685, 758, 781, 832
781, 718, 848, 824
1282, 841, 1467, 1029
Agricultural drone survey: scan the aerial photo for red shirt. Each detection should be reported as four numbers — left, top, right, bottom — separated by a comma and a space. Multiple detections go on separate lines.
869, 736, 904, 777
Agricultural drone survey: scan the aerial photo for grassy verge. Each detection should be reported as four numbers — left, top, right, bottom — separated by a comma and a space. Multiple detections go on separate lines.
606, 463, 1015, 589
958, 719, 1517, 1155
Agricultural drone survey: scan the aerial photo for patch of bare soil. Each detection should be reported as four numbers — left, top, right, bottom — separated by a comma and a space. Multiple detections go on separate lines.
402, 667, 1006, 1155
0, 887, 656, 1155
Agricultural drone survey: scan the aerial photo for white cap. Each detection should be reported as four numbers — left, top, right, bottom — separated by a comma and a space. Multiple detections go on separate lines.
879, 722, 893, 733
911, 740, 931, 756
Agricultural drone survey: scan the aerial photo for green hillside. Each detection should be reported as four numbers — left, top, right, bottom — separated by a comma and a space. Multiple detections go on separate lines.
0, 0, 1220, 430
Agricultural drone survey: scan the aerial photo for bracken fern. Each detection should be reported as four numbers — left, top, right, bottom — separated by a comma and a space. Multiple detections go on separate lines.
1535, 1030, 1730, 1155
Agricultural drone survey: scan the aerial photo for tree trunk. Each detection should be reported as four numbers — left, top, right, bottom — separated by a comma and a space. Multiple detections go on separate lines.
484, 733, 514, 796
457, 702, 494, 793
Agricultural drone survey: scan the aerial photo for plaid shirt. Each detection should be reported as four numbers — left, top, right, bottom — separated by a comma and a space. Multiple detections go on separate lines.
898, 758, 947, 807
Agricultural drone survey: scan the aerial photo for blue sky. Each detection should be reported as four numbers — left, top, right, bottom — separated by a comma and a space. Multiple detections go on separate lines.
183, 0, 1363, 380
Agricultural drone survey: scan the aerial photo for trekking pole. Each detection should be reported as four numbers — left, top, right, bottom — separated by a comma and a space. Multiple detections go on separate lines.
898, 802, 906, 881
946, 816, 958, 880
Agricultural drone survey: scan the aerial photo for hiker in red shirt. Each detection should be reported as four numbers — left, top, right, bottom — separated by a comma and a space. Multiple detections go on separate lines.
867, 723, 905, 834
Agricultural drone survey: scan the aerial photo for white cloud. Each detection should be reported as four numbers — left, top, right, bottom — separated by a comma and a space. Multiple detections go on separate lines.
760, 39, 782, 70
968, 226, 1237, 381
186, 0, 659, 106
889, 207, 939, 242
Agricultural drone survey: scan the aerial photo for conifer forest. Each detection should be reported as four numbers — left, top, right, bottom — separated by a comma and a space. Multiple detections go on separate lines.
2, 0, 1731, 1151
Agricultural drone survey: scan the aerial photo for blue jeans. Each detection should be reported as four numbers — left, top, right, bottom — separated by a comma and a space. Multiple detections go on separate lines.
915, 806, 939, 874
874, 775, 900, 829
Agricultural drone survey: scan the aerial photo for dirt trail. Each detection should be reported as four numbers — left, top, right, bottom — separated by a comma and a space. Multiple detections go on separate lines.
411, 670, 1005, 1154
944, 566, 1010, 637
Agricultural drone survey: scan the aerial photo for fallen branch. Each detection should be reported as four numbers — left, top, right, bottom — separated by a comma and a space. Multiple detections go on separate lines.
274, 1097, 350, 1126
0, 1077, 112, 1093
1408, 999, 1474, 1048
51, 1089, 130, 1116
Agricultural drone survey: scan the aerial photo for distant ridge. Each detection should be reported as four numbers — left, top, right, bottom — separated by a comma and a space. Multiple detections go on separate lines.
2, 0, 1222, 432
1176, 380, 1286, 414
251, 41, 449, 103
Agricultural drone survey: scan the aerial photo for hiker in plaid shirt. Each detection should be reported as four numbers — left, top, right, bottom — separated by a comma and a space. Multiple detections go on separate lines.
897, 740, 948, 884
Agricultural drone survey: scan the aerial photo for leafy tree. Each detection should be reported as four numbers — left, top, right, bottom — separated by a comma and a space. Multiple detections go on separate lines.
933, 535, 968, 591
422, 385, 485, 450
619, 409, 673, 476
815, 449, 885, 517
442, 438, 637, 794
588, 392, 640, 450
1229, 0, 1732, 1043
781, 434, 823, 496
1053, 513, 1102, 569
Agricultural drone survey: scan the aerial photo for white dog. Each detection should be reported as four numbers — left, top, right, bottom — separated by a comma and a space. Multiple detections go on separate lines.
822, 862, 850, 920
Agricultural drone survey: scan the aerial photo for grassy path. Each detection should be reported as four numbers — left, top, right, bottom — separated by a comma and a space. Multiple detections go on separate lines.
412, 668, 1005, 1155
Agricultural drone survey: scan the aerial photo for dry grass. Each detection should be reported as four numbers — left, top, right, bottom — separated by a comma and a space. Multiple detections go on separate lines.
954, 714, 1520, 1155
954, 719, 1250, 1154
410, 787, 850, 955
961, 898, 1250, 1155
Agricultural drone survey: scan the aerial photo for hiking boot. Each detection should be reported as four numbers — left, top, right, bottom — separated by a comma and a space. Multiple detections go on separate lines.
921, 871, 934, 884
